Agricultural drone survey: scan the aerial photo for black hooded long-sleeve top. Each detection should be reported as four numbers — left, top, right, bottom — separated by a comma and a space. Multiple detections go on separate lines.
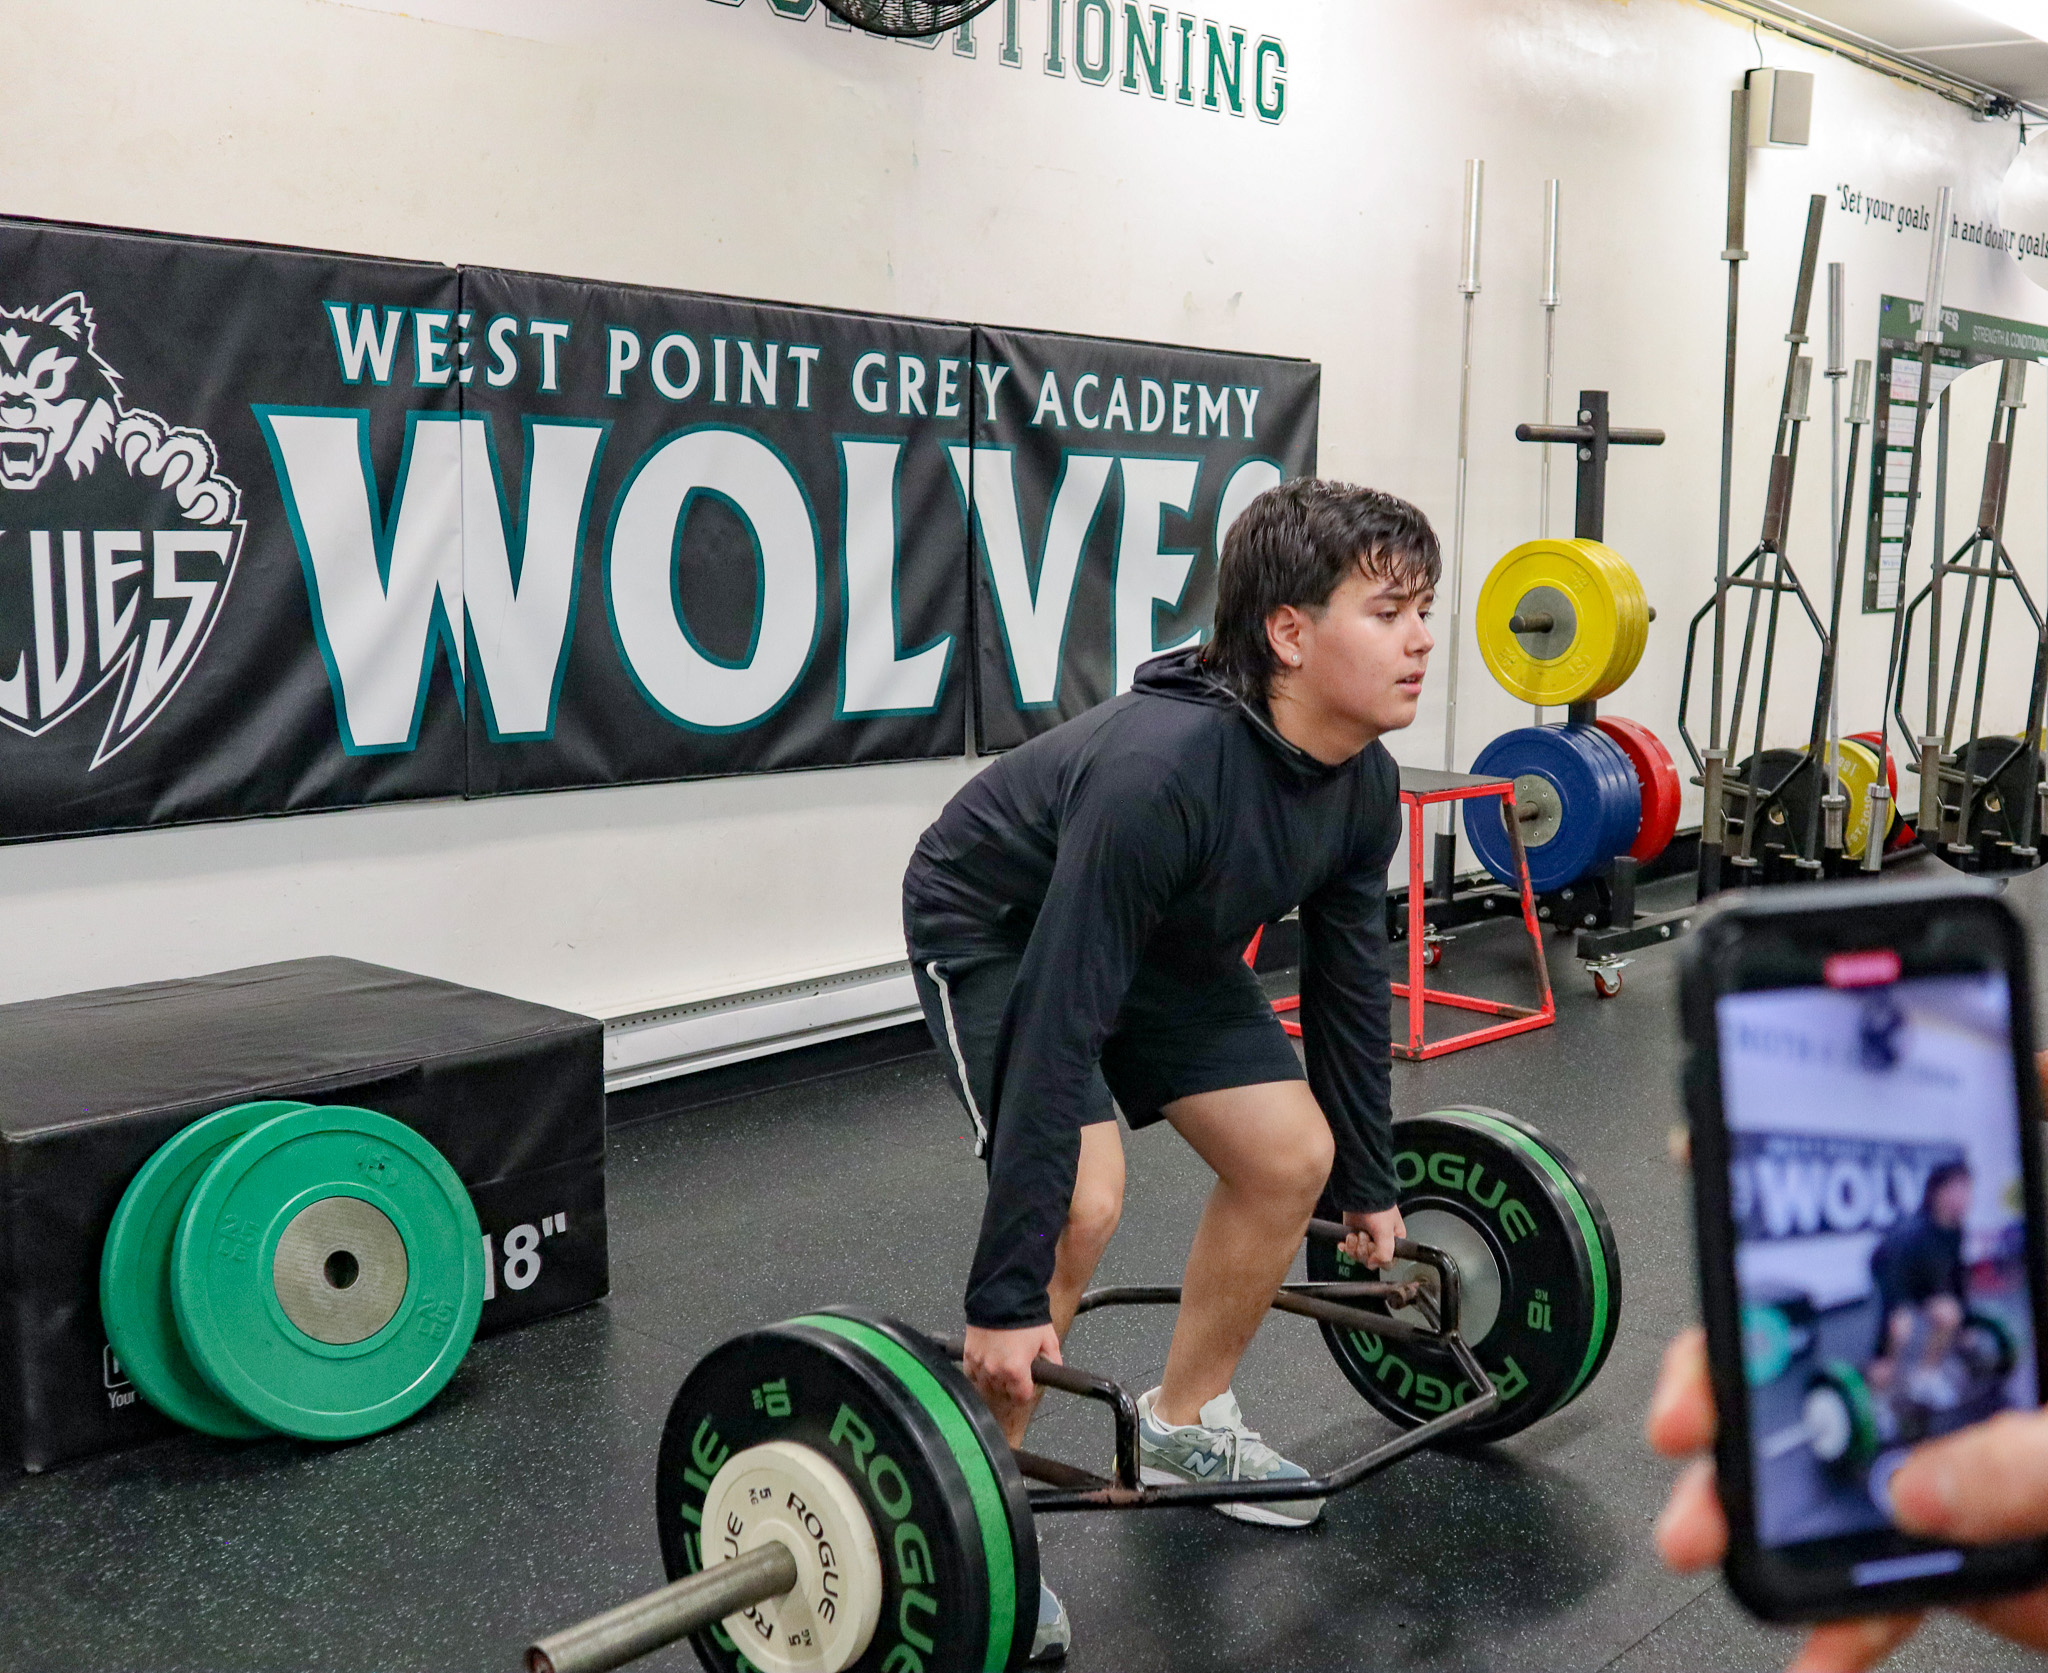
903, 648, 1403, 1330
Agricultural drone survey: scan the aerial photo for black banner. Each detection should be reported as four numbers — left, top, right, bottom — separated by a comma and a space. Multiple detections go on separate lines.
968, 326, 1318, 750
0, 216, 1320, 842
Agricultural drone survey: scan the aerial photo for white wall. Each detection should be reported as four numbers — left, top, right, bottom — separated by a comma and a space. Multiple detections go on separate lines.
5, 0, 2045, 1016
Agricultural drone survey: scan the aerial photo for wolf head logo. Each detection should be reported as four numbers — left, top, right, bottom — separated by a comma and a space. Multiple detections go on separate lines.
0, 292, 238, 522
0, 289, 244, 765
0, 293, 120, 493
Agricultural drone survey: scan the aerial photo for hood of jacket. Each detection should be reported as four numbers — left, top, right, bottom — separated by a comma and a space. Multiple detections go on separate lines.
1130, 647, 1352, 784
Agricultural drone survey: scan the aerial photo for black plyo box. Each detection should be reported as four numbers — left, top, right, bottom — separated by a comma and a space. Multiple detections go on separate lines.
0, 957, 608, 1471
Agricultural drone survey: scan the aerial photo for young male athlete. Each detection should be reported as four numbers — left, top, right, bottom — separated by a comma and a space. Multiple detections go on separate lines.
903, 479, 1437, 1660
1868, 1160, 1975, 1412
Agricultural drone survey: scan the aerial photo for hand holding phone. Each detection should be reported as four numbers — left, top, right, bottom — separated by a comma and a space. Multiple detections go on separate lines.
1678, 880, 2048, 1627
1649, 1325, 2048, 1668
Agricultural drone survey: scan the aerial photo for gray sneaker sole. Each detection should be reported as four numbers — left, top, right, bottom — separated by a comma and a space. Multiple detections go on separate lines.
1138, 1464, 1324, 1528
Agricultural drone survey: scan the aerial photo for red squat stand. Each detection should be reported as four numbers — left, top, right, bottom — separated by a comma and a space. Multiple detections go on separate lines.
1248, 767, 1554, 1060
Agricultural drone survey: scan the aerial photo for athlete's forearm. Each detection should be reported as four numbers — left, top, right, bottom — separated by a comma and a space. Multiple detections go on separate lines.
964, 1111, 1080, 1328
1299, 909, 1398, 1211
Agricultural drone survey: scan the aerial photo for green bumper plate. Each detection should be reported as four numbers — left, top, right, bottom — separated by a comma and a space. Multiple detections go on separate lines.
100, 1101, 311, 1439
172, 1105, 485, 1441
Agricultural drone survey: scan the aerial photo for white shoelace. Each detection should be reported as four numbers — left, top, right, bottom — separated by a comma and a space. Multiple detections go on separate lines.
1194, 1416, 1285, 1480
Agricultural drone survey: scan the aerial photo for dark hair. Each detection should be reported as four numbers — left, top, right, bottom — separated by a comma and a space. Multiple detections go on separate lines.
1923, 1160, 1971, 1212
1201, 479, 1441, 700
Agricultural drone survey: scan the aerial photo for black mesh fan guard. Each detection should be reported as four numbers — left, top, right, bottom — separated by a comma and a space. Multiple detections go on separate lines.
820, 0, 997, 38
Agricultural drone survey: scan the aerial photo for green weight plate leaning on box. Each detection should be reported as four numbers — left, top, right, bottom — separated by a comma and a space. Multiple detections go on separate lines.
171, 1105, 486, 1441
99, 1100, 313, 1439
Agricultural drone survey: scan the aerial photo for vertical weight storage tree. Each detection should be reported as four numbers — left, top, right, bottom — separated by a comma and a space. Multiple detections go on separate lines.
1469, 392, 1675, 998
1393, 390, 1671, 1001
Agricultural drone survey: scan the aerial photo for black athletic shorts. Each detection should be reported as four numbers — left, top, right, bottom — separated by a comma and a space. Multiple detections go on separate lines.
906, 920, 1306, 1157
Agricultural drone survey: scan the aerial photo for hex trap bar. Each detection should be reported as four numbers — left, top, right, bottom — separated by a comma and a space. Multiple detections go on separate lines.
1680, 193, 1838, 890
949, 1219, 1498, 1513
1887, 357, 2042, 869
525, 1225, 1496, 1673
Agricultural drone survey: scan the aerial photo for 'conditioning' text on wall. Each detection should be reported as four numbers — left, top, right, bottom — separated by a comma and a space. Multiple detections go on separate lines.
708, 0, 1289, 123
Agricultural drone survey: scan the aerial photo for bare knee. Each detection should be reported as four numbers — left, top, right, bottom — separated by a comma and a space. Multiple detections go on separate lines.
1232, 1121, 1334, 1210
1061, 1122, 1125, 1261
1065, 1177, 1124, 1258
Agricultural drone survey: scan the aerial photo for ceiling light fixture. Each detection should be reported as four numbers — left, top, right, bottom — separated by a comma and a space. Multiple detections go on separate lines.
1961, 1, 2048, 43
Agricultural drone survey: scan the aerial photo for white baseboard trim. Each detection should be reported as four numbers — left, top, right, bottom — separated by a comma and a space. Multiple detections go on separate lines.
602, 961, 922, 1092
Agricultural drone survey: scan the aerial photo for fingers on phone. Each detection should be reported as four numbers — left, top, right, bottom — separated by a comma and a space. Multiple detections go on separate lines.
1893, 1410, 2048, 1542
1965, 1582, 2048, 1653
1784, 1613, 1922, 1673
1653, 1458, 1728, 1572
1646, 1327, 1715, 1455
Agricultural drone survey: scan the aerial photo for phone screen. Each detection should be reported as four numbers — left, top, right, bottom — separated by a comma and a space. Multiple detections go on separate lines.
1718, 958, 2038, 1577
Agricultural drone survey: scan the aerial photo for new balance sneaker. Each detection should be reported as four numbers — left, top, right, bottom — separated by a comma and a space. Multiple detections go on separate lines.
1136, 1387, 1324, 1528
1030, 1580, 1071, 1662
1905, 1362, 1964, 1412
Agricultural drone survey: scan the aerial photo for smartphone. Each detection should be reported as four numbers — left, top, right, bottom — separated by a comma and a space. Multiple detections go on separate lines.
1681, 878, 2048, 1619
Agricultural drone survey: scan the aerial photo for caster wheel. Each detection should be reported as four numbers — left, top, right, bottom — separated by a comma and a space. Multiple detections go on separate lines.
1421, 941, 1444, 970
1592, 968, 1623, 999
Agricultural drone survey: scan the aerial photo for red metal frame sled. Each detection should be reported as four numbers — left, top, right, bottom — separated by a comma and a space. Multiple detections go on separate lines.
1247, 768, 1554, 1061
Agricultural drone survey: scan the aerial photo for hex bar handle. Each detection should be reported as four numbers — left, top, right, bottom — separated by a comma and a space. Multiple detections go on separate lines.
526, 1543, 799, 1673
1304, 1221, 1466, 1339
1070, 1280, 1439, 1345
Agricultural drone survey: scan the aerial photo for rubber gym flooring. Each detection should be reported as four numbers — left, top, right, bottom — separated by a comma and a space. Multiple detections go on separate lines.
6, 863, 2048, 1672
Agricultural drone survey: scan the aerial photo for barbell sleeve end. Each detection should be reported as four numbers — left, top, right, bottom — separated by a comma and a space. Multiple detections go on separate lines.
526, 1543, 801, 1673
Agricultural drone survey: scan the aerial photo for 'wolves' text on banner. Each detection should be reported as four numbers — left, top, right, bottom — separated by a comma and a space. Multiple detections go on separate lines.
967, 324, 1317, 751
1729, 1131, 1967, 1242
454, 268, 970, 792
